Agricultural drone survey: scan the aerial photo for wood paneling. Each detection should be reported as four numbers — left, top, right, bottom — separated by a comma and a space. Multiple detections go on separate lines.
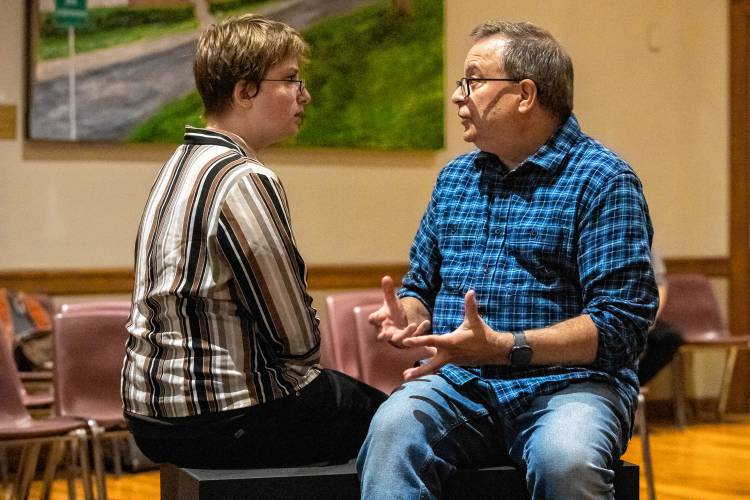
0, 104, 16, 139
0, 264, 410, 295
0, 259, 725, 296
729, 0, 750, 412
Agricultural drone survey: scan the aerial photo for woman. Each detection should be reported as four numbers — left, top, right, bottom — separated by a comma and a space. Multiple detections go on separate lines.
122, 14, 385, 468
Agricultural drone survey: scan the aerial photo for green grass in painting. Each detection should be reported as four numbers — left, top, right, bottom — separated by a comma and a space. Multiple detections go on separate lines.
128, 0, 444, 150
128, 92, 204, 143
39, 6, 197, 60
210, 0, 274, 18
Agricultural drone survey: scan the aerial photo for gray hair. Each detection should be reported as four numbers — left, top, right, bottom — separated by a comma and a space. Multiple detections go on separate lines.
471, 20, 573, 120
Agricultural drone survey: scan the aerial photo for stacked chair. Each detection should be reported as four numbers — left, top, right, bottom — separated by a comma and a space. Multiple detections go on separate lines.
53, 300, 132, 500
0, 332, 93, 499
322, 290, 383, 377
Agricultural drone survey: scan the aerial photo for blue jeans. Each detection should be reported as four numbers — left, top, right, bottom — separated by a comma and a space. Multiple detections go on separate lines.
357, 375, 632, 500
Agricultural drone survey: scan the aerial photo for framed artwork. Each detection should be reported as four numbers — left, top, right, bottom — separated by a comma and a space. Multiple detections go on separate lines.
26, 0, 444, 150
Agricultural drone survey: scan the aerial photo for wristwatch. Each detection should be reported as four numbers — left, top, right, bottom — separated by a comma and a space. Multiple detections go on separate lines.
509, 331, 533, 367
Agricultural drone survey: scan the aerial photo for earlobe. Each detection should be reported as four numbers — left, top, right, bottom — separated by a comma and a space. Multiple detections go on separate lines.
518, 79, 537, 114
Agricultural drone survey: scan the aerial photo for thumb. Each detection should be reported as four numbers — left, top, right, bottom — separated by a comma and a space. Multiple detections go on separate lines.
464, 290, 482, 326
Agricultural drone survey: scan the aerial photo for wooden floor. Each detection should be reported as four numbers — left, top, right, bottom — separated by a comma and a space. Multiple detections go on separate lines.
12, 421, 750, 499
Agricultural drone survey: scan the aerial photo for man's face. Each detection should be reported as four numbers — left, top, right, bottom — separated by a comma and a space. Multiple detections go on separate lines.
251, 56, 311, 146
451, 36, 520, 152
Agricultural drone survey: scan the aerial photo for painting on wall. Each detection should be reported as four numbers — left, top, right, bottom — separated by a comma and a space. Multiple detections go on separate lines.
26, 0, 444, 150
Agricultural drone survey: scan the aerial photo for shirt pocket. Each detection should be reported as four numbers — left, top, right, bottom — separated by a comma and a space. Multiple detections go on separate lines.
438, 220, 482, 292
508, 223, 571, 284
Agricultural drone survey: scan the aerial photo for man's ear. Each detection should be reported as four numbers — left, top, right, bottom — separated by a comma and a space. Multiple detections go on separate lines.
517, 79, 538, 114
232, 80, 258, 109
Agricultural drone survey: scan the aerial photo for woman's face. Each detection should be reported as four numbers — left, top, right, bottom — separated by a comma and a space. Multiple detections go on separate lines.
250, 56, 311, 148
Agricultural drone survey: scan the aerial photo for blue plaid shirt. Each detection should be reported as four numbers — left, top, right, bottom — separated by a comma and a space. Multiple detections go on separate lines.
400, 115, 658, 417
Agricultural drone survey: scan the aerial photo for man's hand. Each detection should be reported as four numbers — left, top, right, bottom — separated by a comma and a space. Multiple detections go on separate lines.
369, 276, 431, 349
401, 290, 507, 380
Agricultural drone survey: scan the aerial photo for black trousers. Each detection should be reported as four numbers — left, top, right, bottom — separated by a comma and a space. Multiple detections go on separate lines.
638, 319, 684, 386
126, 369, 387, 469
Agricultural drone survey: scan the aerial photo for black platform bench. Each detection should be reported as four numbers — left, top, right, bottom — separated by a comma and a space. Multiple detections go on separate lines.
160, 460, 639, 499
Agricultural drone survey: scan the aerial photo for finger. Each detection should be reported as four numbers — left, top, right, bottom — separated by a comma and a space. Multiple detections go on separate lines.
376, 319, 396, 341
382, 276, 401, 315
413, 319, 431, 337
368, 307, 388, 326
403, 355, 446, 381
463, 290, 482, 326
389, 322, 419, 347
402, 333, 443, 348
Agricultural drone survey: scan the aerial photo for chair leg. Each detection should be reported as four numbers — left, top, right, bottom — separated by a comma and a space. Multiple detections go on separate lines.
671, 351, 688, 428
111, 436, 123, 478
40, 440, 66, 500
89, 424, 108, 500
64, 440, 77, 500
74, 429, 94, 500
13, 442, 41, 500
717, 347, 739, 418
637, 393, 657, 500
0, 446, 8, 490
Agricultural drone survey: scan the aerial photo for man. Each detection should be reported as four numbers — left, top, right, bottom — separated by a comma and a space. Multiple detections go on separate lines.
358, 21, 658, 499
122, 14, 385, 469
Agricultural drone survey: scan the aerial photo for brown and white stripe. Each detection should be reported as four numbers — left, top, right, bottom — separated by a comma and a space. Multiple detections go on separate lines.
122, 127, 320, 418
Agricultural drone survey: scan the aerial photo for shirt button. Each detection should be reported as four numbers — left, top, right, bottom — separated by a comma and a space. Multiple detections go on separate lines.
493, 228, 501, 236
530, 229, 538, 238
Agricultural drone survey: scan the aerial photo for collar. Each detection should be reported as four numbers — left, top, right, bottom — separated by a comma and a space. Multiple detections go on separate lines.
472, 114, 582, 174
183, 126, 258, 160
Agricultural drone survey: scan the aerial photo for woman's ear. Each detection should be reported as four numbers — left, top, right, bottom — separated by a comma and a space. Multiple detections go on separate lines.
233, 80, 258, 109
517, 78, 538, 114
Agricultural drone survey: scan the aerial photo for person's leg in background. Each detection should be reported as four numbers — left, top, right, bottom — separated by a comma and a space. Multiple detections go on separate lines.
639, 319, 683, 385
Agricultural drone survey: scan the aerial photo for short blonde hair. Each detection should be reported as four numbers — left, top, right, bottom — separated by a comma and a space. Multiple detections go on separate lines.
194, 14, 308, 115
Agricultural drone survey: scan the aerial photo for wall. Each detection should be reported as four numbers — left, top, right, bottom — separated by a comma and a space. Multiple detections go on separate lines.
1, 0, 730, 398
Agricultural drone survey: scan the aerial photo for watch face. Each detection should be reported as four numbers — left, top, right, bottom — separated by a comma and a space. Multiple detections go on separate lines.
511, 346, 533, 366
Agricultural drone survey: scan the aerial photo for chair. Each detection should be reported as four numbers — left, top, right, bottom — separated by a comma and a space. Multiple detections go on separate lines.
323, 289, 382, 378
659, 273, 750, 426
0, 332, 93, 500
352, 303, 431, 394
54, 307, 132, 500
635, 387, 656, 500
59, 300, 130, 314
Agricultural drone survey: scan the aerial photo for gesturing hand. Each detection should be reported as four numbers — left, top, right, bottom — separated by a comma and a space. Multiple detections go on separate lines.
369, 276, 431, 349
401, 290, 503, 380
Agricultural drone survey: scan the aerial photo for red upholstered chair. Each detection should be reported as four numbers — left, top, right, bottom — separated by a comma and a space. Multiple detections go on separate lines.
323, 289, 382, 378
352, 303, 431, 394
0, 332, 93, 500
659, 273, 750, 426
54, 307, 132, 500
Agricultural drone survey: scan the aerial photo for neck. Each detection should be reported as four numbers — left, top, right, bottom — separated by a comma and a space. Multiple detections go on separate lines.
495, 112, 562, 168
205, 112, 262, 155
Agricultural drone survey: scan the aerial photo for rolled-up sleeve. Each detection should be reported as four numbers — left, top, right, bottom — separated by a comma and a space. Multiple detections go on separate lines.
399, 174, 444, 314
579, 172, 658, 372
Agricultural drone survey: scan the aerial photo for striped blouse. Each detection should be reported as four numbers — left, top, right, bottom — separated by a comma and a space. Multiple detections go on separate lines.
122, 127, 321, 418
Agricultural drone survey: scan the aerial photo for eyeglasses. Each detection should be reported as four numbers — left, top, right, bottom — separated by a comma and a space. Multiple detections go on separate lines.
258, 78, 306, 95
456, 77, 520, 97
